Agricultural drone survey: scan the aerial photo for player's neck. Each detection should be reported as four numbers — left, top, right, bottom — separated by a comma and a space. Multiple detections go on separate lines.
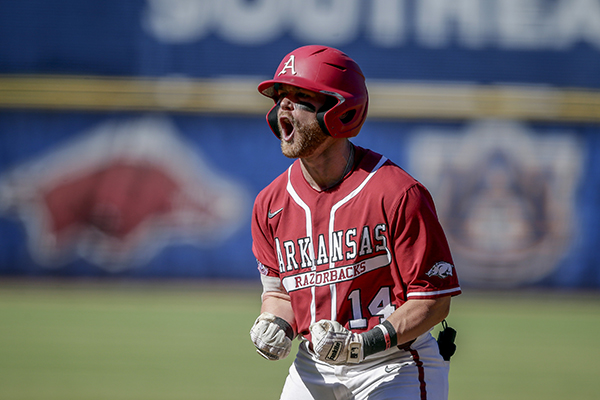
300, 140, 354, 192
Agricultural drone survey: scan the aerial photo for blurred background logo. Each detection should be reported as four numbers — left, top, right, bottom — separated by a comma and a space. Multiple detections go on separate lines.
410, 120, 582, 287
0, 117, 249, 271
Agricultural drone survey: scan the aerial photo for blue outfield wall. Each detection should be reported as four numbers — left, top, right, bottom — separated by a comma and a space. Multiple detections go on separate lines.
0, 112, 598, 288
1, 0, 600, 287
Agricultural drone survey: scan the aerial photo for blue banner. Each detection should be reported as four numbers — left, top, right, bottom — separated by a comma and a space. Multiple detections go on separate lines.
1, 0, 600, 87
1, 112, 598, 288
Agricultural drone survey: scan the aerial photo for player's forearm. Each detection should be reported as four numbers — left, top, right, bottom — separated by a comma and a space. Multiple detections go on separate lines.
354, 297, 450, 359
309, 296, 452, 364
261, 292, 297, 334
385, 296, 451, 346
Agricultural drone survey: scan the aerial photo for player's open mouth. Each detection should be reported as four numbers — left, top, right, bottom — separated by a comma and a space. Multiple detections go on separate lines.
279, 117, 295, 141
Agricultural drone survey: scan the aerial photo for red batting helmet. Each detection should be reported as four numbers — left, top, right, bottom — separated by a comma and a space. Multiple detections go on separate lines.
258, 45, 368, 139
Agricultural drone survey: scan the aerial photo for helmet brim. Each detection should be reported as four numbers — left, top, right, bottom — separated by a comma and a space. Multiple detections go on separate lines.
258, 76, 349, 103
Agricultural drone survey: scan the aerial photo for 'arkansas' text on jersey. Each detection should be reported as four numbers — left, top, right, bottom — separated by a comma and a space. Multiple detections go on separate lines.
275, 223, 388, 273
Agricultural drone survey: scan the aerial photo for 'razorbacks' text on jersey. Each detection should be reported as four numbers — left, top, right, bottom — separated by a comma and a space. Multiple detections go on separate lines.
252, 145, 461, 338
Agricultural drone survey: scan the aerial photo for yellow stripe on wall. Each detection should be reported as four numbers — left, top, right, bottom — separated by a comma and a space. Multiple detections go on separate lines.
1, 74, 599, 122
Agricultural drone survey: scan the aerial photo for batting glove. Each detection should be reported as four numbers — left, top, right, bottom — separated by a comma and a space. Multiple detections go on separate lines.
309, 320, 364, 365
250, 312, 294, 361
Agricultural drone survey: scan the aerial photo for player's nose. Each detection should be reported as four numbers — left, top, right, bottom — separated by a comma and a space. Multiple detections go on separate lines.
279, 96, 294, 110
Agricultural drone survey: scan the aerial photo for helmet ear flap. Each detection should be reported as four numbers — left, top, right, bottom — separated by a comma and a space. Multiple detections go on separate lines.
266, 101, 281, 138
316, 96, 338, 137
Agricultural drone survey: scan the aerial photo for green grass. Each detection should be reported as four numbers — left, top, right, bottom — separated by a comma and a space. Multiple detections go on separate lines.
0, 281, 599, 400
447, 290, 600, 400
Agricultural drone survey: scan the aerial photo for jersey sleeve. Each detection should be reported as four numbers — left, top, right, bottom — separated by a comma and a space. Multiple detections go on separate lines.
391, 183, 461, 300
251, 194, 280, 278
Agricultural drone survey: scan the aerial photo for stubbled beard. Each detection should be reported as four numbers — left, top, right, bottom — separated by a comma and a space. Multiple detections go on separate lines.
280, 118, 328, 159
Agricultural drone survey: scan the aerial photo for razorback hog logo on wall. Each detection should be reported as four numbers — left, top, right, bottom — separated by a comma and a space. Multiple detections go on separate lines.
0, 117, 248, 271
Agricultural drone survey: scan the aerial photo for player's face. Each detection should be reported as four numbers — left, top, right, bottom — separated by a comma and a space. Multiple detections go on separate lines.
276, 85, 330, 159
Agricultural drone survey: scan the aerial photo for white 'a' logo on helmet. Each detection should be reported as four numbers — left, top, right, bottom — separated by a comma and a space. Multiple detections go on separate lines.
278, 55, 296, 76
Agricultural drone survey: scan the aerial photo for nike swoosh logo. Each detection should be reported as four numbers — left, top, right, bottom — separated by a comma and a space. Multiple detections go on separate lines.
268, 208, 284, 219
385, 362, 411, 373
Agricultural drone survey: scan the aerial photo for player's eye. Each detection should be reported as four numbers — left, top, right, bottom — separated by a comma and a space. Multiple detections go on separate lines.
296, 102, 316, 112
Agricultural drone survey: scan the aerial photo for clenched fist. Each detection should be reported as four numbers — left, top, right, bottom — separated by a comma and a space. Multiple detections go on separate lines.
250, 312, 295, 361
309, 320, 364, 365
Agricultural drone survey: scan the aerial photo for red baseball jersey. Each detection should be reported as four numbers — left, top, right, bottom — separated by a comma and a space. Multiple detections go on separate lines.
252, 145, 461, 338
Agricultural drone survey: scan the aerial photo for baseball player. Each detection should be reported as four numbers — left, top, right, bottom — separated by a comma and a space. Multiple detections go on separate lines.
249, 45, 461, 400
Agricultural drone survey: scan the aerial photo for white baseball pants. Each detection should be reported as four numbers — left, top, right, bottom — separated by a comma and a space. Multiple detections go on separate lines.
279, 332, 450, 400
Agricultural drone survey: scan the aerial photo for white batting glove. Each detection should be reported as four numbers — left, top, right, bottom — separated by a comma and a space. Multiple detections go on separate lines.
250, 312, 294, 361
309, 320, 364, 365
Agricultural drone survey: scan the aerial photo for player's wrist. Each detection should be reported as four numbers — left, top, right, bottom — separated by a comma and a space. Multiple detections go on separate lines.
271, 315, 295, 340
360, 320, 398, 358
